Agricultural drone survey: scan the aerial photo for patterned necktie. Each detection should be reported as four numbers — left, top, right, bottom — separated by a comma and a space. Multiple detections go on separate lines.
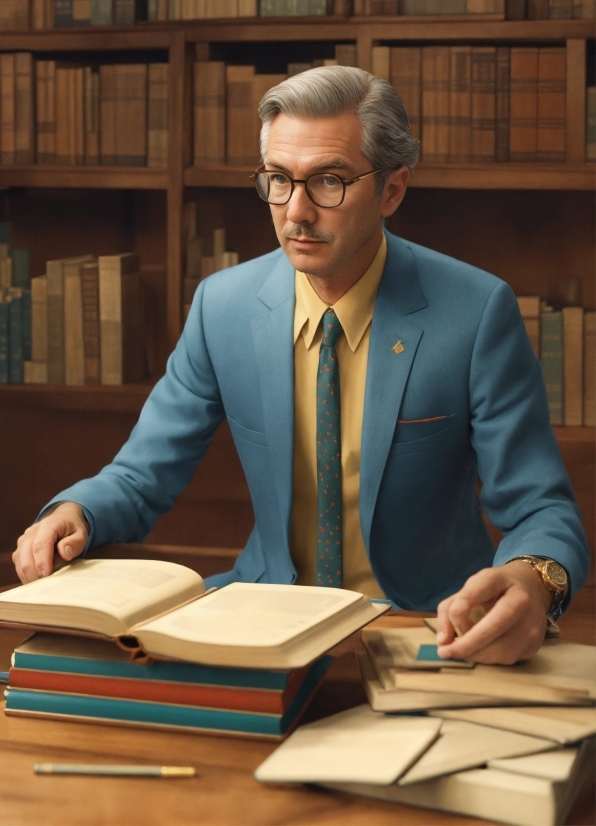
315, 309, 344, 588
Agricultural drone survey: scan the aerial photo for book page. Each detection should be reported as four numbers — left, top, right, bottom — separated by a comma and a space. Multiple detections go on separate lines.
135, 582, 363, 648
0, 559, 205, 637
431, 706, 596, 744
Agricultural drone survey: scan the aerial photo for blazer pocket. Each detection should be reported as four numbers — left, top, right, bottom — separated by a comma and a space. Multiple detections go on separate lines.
389, 413, 458, 456
227, 416, 268, 448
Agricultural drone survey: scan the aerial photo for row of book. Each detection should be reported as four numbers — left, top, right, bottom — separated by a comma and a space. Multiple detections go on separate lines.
517, 296, 595, 427
0, 226, 32, 385
0, 54, 168, 168
253, 622, 596, 826
353, 0, 596, 16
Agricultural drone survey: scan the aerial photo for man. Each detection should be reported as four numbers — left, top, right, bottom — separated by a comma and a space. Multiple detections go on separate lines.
13, 67, 589, 665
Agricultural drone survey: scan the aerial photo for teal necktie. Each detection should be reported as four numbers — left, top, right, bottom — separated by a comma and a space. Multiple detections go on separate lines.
315, 309, 343, 588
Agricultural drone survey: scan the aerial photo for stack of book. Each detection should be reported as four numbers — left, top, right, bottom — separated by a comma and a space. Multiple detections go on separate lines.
0, 54, 168, 168
372, 44, 572, 163
0, 558, 387, 739
193, 46, 355, 166
0, 223, 31, 385
255, 622, 596, 825
26, 252, 145, 386
183, 216, 240, 317
517, 295, 595, 427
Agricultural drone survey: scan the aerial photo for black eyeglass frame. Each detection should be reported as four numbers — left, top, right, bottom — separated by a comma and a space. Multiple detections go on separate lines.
249, 165, 389, 208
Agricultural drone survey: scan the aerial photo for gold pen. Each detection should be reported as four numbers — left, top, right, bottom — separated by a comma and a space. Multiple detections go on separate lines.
34, 764, 196, 777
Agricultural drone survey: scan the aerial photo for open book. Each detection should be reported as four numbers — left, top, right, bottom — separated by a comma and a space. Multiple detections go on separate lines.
0, 559, 387, 669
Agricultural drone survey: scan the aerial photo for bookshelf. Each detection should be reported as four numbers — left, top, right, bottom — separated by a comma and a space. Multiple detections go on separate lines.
0, 16, 593, 560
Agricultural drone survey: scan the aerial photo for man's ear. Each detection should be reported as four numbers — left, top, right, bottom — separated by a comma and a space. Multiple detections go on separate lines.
380, 167, 410, 218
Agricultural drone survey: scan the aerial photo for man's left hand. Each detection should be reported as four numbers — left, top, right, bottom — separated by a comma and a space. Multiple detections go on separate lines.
435, 560, 553, 665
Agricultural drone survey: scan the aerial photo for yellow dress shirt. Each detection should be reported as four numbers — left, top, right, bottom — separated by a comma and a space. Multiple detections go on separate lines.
291, 234, 387, 598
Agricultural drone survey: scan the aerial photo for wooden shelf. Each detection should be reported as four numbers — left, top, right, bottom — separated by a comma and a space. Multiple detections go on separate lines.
0, 383, 154, 414
184, 162, 595, 191
0, 166, 169, 190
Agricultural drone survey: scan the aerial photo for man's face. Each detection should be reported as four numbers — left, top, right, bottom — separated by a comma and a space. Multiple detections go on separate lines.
264, 113, 396, 284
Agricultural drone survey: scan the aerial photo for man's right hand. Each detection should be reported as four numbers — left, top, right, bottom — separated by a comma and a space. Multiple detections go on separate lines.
12, 502, 89, 584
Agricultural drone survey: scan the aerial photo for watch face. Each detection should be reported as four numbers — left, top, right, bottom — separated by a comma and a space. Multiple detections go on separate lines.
544, 560, 568, 588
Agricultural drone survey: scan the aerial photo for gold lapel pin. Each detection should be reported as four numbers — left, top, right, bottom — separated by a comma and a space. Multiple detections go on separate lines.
391, 340, 405, 355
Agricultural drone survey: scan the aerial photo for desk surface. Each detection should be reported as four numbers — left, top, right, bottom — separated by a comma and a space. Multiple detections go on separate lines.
0, 613, 594, 826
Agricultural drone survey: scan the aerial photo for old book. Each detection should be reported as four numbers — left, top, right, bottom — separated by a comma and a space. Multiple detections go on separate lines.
448, 46, 472, 163
527, 0, 549, 13
147, 63, 168, 169
389, 638, 596, 705
54, 0, 74, 25
562, 306, 583, 426
548, 0, 573, 15
361, 626, 474, 675
398, 719, 554, 785
320, 738, 595, 826
64, 258, 93, 386
0, 559, 388, 669
255, 705, 442, 784
193, 61, 226, 165
541, 310, 563, 425
73, 67, 85, 164
226, 65, 255, 165
390, 48, 422, 141
14, 53, 34, 165
509, 47, 539, 162
431, 706, 596, 745
334, 44, 357, 66
114, 64, 148, 166
421, 46, 450, 163
495, 46, 510, 161
35, 61, 54, 164
11, 248, 30, 289
471, 46, 496, 162
114, 0, 148, 23
98, 252, 144, 385
505, 0, 526, 16
0, 0, 30, 29
84, 66, 99, 164
573, 0, 596, 16
587, 87, 596, 161
238, 0, 258, 13
1, 53, 16, 164
30, 274, 48, 366
466, 0, 505, 11
357, 650, 505, 712
537, 47, 566, 163
72, 0, 92, 24
46, 255, 94, 385
99, 64, 117, 165
400, 0, 466, 12
251, 74, 286, 164
0, 259, 13, 289
517, 294, 541, 357
81, 260, 101, 385
371, 47, 390, 81
24, 361, 48, 384
55, 67, 84, 165
583, 311, 595, 425
91, 0, 114, 24
46, 60, 56, 163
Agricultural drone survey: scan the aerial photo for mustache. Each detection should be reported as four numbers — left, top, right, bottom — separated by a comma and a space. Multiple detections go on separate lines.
283, 224, 334, 243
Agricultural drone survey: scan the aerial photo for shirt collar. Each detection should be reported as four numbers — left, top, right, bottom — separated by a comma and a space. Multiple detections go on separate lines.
293, 232, 387, 352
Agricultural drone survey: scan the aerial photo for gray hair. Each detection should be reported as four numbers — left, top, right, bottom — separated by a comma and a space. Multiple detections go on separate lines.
258, 65, 420, 195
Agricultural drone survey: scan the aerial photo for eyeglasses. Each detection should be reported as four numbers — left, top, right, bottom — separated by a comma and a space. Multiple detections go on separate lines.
250, 166, 387, 208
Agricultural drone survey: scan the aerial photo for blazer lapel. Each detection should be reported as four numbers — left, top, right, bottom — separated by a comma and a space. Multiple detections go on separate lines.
251, 254, 296, 574
360, 236, 428, 550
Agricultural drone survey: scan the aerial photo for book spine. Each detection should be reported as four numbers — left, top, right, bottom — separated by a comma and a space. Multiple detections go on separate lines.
64, 266, 86, 386
527, 0, 549, 15
35, 61, 47, 163
114, 64, 148, 166
421, 46, 450, 163
1, 54, 16, 165
84, 67, 100, 164
334, 44, 357, 66
509, 47, 538, 162
91, 0, 114, 24
372, 47, 390, 81
505, 0, 526, 17
193, 61, 226, 165
46, 262, 66, 385
390, 47, 422, 141
8, 293, 23, 384
537, 47, 566, 163
400, 0, 466, 11
72, 0, 92, 24
99, 64, 117, 165
226, 65, 255, 165
55, 68, 70, 165
14, 52, 35, 165
81, 262, 101, 385
540, 311, 563, 426
32, 0, 48, 28
31, 275, 48, 366
448, 46, 472, 163
549, 0, 573, 15
147, 63, 169, 169
21, 289, 31, 362
495, 47, 510, 161
54, 0, 74, 25
562, 307, 583, 426
573, 0, 596, 16
74, 67, 85, 165
5, 688, 289, 736
587, 87, 596, 161
99, 257, 123, 385
0, 301, 8, 384
583, 312, 595, 426
9, 669, 290, 714
11, 248, 30, 289
46, 61, 56, 163
470, 46, 496, 163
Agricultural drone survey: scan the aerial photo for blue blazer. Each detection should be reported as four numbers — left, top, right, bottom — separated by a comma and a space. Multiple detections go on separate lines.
49, 233, 589, 610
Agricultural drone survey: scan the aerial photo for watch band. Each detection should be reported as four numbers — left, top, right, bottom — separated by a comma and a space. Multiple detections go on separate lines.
512, 556, 568, 618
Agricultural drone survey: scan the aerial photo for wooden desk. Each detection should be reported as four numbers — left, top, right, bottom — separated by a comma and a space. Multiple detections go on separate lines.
0, 614, 594, 826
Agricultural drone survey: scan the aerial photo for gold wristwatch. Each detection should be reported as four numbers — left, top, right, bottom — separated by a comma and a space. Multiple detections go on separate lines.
514, 556, 568, 618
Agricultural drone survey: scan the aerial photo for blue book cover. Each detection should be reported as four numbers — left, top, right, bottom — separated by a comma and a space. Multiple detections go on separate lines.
5, 657, 331, 737
0, 300, 8, 384
10, 249, 30, 289
8, 293, 23, 384
14, 634, 322, 691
